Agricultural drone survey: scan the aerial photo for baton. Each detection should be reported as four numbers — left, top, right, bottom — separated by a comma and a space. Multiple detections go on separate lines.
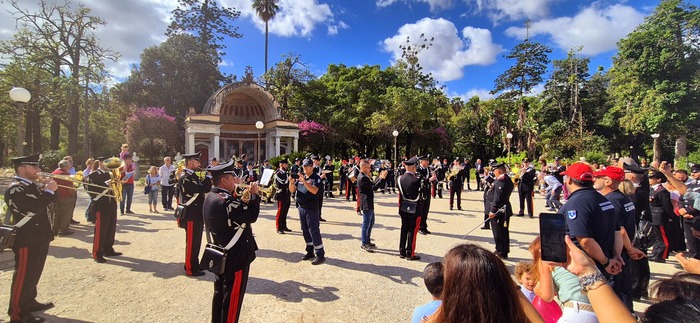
461, 205, 507, 239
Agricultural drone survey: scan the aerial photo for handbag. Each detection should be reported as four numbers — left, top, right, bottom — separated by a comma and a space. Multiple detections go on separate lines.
200, 222, 247, 275
173, 193, 199, 220
143, 175, 152, 195
398, 177, 419, 214
1, 211, 33, 250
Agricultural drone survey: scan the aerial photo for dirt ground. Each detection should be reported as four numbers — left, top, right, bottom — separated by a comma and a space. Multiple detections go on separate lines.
0, 180, 681, 322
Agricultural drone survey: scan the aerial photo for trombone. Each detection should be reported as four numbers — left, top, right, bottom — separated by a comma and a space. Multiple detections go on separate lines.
36, 172, 119, 199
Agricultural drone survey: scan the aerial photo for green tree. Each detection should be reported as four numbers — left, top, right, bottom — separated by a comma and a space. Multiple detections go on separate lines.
608, 0, 700, 163
261, 53, 314, 119
252, 0, 279, 73
124, 107, 180, 166
114, 34, 221, 119
166, 0, 242, 58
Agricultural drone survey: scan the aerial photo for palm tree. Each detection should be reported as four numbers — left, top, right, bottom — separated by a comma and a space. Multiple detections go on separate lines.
252, 0, 279, 73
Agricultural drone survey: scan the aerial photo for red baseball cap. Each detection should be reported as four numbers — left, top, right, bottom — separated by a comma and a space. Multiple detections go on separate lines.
560, 162, 594, 182
593, 166, 625, 181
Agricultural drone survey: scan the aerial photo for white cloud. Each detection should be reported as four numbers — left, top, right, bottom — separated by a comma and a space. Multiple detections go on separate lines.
505, 4, 645, 55
469, 0, 553, 23
228, 0, 340, 37
328, 21, 349, 36
382, 18, 503, 82
450, 88, 495, 101
376, 0, 454, 12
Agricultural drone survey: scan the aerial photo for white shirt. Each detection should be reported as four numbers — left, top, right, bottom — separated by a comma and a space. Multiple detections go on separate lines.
159, 164, 176, 186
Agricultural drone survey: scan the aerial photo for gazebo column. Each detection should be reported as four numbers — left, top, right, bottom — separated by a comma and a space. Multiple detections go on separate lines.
293, 136, 298, 152
213, 134, 220, 160
187, 133, 195, 154
275, 136, 281, 157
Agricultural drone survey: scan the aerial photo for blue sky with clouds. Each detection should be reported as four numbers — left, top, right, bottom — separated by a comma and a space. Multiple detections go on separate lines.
0, 0, 661, 101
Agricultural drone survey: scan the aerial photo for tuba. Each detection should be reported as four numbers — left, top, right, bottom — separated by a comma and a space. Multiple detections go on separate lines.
446, 165, 463, 181
104, 157, 123, 202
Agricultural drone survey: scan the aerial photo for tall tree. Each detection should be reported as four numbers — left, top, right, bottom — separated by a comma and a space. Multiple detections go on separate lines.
608, 0, 700, 164
252, 0, 279, 73
114, 34, 221, 119
166, 0, 242, 59
491, 20, 551, 153
261, 52, 314, 119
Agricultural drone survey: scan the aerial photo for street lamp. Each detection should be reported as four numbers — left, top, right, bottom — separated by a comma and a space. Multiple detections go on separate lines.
651, 133, 660, 164
255, 121, 264, 164
506, 132, 513, 166
392, 130, 399, 168
9, 87, 30, 156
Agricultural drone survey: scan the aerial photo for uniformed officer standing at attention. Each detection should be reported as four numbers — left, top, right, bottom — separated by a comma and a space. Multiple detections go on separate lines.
517, 158, 537, 218
346, 158, 359, 202
274, 159, 292, 234
448, 157, 465, 211
398, 157, 422, 260
488, 162, 513, 259
417, 156, 436, 235
87, 156, 122, 263
5, 154, 57, 323
289, 158, 326, 265
202, 160, 260, 323
323, 156, 335, 198
338, 159, 348, 196
178, 152, 212, 277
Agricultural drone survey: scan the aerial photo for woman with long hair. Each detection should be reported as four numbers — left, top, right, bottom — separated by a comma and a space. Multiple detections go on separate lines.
427, 244, 540, 323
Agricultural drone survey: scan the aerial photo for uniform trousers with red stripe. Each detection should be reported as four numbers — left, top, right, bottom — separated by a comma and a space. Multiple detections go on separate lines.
8, 243, 49, 321
399, 215, 421, 257
93, 201, 118, 259
212, 264, 250, 323
184, 218, 204, 275
276, 192, 291, 231
650, 225, 669, 260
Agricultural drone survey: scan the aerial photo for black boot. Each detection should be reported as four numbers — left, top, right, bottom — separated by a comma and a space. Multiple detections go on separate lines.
302, 246, 315, 260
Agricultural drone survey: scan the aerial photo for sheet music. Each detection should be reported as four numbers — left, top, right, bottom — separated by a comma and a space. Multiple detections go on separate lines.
260, 168, 274, 186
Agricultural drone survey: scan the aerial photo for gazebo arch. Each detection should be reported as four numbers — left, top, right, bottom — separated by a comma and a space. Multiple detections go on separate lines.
184, 80, 299, 165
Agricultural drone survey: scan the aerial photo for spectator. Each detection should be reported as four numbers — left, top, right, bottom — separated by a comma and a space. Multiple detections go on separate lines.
82, 158, 94, 179
649, 272, 700, 301
412, 262, 443, 323
542, 169, 562, 211
641, 297, 700, 323
51, 160, 77, 236
145, 166, 161, 213
159, 157, 176, 211
425, 243, 541, 323
63, 155, 76, 175
119, 154, 136, 215
119, 143, 130, 160
357, 160, 387, 252
515, 262, 536, 303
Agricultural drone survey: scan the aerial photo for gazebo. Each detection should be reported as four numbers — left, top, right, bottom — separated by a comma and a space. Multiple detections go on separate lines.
184, 78, 299, 164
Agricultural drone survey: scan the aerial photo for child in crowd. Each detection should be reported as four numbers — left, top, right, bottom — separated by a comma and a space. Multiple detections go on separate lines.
515, 262, 536, 303
411, 262, 443, 323
146, 166, 161, 213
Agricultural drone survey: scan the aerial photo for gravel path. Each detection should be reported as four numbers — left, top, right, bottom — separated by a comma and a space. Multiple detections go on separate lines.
0, 182, 678, 322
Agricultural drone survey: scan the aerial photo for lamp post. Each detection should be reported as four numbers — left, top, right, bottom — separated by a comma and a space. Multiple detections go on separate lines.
506, 132, 513, 166
9, 87, 31, 156
392, 130, 399, 168
255, 121, 264, 164
651, 133, 660, 164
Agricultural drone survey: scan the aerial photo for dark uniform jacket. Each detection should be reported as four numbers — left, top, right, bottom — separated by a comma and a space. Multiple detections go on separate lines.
649, 184, 674, 226
178, 169, 212, 219
680, 180, 700, 225
448, 165, 465, 186
398, 172, 422, 218
274, 168, 290, 197
518, 166, 537, 192
203, 187, 259, 273
323, 164, 335, 180
86, 169, 116, 204
358, 172, 385, 211
295, 173, 322, 208
4, 178, 55, 247
244, 169, 258, 183
490, 174, 514, 219
416, 166, 434, 200
561, 187, 619, 260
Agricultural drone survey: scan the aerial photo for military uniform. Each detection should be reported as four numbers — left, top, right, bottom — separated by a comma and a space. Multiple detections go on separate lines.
274, 160, 292, 233
346, 161, 359, 202
202, 161, 260, 323
398, 157, 422, 260
648, 173, 674, 261
323, 160, 335, 197
338, 161, 348, 195
517, 161, 537, 218
489, 165, 513, 258
448, 161, 465, 210
292, 159, 326, 264
5, 154, 56, 323
481, 170, 495, 229
178, 153, 212, 276
385, 166, 396, 194
680, 166, 700, 259
417, 158, 435, 234
432, 162, 445, 198
86, 162, 120, 263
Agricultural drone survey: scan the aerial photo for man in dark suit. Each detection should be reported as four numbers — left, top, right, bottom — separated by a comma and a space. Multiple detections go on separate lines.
517, 158, 537, 218
178, 152, 212, 277
475, 159, 484, 191
202, 160, 260, 323
357, 160, 388, 252
398, 157, 423, 260
5, 154, 57, 323
488, 162, 513, 259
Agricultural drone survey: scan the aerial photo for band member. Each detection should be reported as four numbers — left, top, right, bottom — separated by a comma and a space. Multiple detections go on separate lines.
275, 159, 292, 234
87, 157, 122, 263
178, 152, 212, 276
481, 167, 495, 230
346, 158, 359, 202
312, 155, 326, 221
398, 157, 422, 260
323, 157, 335, 198
385, 162, 397, 194
203, 161, 260, 323
488, 162, 513, 259
338, 159, 348, 196
289, 158, 326, 265
244, 163, 258, 184
449, 158, 465, 210
431, 158, 445, 198
358, 160, 388, 252
417, 156, 436, 235
648, 171, 673, 262
517, 158, 536, 218
463, 158, 473, 190
475, 159, 485, 191
5, 154, 57, 323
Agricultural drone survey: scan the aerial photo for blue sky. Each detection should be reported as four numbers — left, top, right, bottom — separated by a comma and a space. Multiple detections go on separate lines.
0, 0, 662, 100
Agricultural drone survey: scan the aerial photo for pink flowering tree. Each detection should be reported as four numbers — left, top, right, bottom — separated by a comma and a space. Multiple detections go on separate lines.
298, 120, 334, 154
125, 107, 180, 165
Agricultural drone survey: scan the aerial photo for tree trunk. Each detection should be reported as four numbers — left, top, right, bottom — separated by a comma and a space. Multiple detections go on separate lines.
264, 21, 269, 73
50, 116, 61, 150
83, 72, 90, 159
675, 135, 687, 168
68, 83, 80, 155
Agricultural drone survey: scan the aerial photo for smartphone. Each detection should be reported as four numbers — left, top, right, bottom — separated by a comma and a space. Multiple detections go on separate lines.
539, 212, 567, 263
